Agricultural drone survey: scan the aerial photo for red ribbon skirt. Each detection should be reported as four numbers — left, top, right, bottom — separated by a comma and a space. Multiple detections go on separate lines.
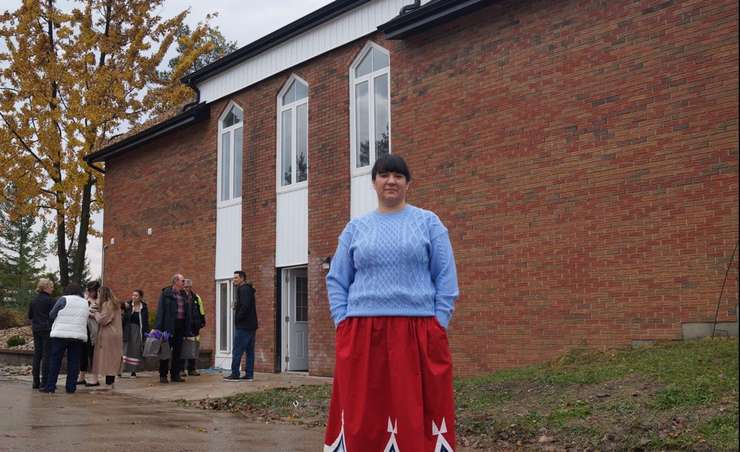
324, 316, 455, 452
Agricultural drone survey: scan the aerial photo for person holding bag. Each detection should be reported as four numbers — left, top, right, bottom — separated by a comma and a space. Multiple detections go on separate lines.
122, 289, 149, 378
154, 274, 192, 384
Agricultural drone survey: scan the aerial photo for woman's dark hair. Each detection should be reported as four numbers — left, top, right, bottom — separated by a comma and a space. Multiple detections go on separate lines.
371, 154, 411, 181
63, 283, 82, 296
86, 280, 100, 291
134, 289, 144, 298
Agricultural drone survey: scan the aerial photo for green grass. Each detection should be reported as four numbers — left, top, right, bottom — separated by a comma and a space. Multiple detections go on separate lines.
189, 338, 738, 450
698, 411, 739, 450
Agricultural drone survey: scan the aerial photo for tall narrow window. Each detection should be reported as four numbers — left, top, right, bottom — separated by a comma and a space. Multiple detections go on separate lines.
278, 76, 309, 189
219, 104, 244, 203
350, 43, 390, 171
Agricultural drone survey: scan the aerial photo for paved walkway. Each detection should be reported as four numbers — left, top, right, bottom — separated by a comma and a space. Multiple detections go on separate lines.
8, 369, 332, 401
2, 370, 475, 451
0, 379, 325, 452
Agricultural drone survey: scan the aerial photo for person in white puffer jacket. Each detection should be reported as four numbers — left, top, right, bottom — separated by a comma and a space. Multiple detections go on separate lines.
42, 283, 89, 394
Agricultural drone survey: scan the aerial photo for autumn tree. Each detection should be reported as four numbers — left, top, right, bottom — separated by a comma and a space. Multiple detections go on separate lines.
161, 23, 238, 79
0, 1, 218, 287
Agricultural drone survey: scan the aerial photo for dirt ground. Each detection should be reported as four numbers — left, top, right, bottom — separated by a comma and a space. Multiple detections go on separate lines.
0, 378, 325, 452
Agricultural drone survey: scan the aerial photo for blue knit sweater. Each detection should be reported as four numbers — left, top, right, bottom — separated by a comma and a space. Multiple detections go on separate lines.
326, 205, 459, 329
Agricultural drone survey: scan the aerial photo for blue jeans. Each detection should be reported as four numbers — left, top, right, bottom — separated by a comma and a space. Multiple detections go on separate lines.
230, 328, 255, 378
46, 338, 83, 393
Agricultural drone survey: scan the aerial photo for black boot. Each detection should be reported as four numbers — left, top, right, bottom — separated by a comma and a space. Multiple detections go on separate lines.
159, 376, 169, 384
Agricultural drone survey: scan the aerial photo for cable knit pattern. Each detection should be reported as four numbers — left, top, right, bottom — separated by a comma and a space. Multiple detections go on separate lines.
326, 205, 459, 328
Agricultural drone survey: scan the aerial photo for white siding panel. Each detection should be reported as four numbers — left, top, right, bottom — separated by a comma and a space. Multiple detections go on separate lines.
198, 0, 410, 103
276, 187, 309, 267
215, 203, 242, 280
350, 174, 377, 219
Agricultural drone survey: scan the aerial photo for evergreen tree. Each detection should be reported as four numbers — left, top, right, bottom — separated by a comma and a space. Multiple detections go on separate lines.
0, 187, 49, 307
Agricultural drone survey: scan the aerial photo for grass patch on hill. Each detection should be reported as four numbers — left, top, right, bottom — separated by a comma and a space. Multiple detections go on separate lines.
183, 338, 738, 450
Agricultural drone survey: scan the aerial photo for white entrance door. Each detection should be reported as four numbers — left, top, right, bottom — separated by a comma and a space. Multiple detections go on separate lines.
282, 267, 309, 371
214, 279, 234, 369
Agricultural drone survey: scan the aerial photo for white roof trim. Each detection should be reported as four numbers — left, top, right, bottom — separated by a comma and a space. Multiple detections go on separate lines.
197, 0, 412, 104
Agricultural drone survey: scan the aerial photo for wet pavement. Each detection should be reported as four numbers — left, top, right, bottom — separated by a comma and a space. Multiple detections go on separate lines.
5, 368, 332, 401
0, 378, 325, 451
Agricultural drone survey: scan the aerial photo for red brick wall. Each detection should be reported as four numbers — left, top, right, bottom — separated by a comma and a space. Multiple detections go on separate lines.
103, 119, 218, 353
388, 0, 738, 374
103, 0, 738, 377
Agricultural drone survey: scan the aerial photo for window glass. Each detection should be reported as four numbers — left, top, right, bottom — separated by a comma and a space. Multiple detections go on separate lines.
373, 49, 389, 71
232, 107, 243, 124
220, 131, 231, 200
281, 110, 292, 186
296, 276, 308, 322
355, 50, 373, 78
219, 283, 228, 351
222, 106, 242, 128
282, 82, 296, 105
222, 110, 234, 128
295, 81, 308, 102
374, 73, 389, 159
233, 127, 243, 198
355, 81, 370, 168
296, 103, 308, 183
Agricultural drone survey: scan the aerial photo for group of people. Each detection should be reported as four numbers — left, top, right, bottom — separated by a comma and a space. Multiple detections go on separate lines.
27, 277, 207, 392
154, 274, 207, 383
29, 154, 458, 448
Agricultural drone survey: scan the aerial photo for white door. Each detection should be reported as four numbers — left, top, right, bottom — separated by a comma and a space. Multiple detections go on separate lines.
214, 279, 234, 369
283, 267, 309, 371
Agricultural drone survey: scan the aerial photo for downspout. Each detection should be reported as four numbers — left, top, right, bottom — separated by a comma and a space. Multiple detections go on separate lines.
399, 0, 422, 15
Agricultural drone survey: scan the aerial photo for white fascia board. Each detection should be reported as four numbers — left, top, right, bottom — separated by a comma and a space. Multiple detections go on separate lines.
197, 0, 411, 104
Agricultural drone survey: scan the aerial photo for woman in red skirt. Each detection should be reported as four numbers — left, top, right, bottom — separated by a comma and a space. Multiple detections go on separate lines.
325, 155, 459, 452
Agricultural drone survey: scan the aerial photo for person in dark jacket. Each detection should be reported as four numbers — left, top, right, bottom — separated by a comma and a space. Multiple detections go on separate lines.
154, 274, 192, 384
224, 270, 258, 381
122, 289, 150, 378
184, 279, 205, 376
27, 278, 56, 389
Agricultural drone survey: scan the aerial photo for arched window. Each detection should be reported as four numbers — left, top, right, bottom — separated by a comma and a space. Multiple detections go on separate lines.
218, 103, 243, 203
277, 76, 309, 188
350, 42, 390, 172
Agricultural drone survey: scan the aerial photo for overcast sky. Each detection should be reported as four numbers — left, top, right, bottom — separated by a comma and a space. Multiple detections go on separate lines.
11, 0, 336, 280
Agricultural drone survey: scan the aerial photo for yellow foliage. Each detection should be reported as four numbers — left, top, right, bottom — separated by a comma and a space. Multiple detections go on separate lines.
0, 0, 220, 280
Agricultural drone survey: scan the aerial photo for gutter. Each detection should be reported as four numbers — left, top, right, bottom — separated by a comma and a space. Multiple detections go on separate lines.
84, 102, 210, 164
379, 0, 491, 40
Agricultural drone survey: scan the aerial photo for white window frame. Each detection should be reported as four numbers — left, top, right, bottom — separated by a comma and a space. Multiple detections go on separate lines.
349, 41, 391, 177
276, 74, 309, 194
217, 101, 244, 207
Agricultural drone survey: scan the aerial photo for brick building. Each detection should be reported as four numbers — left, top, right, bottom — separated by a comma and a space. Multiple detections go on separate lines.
86, 0, 738, 377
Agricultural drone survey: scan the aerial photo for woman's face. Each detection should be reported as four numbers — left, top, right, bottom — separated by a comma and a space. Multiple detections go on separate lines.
131, 291, 141, 302
373, 171, 409, 207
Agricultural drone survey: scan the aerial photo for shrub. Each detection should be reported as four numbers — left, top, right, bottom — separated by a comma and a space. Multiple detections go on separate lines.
6, 335, 26, 347
0, 307, 26, 329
